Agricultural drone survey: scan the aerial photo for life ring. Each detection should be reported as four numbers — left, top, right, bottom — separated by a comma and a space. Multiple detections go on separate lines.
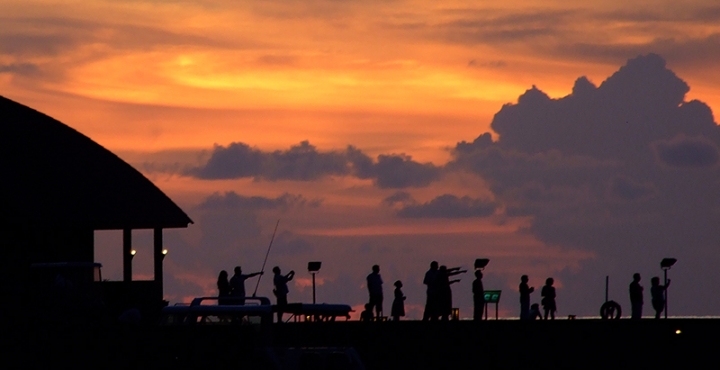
600, 300, 622, 319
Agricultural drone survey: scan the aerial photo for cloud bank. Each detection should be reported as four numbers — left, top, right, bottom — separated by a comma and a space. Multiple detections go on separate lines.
188, 140, 442, 189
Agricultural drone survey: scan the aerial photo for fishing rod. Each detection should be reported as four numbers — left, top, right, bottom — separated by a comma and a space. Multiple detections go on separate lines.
252, 219, 280, 297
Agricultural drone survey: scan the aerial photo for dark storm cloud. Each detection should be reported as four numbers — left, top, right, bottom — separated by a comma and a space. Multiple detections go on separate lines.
654, 136, 720, 168
189, 141, 442, 188
396, 194, 497, 219
451, 54, 720, 315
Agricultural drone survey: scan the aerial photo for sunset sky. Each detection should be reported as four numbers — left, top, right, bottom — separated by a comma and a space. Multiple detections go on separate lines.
3, 0, 720, 318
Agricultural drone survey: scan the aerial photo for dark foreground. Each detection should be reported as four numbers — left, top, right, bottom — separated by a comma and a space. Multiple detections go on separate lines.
3, 318, 715, 369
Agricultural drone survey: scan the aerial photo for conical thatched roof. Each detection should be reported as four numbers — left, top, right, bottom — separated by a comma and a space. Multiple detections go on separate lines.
0, 95, 192, 230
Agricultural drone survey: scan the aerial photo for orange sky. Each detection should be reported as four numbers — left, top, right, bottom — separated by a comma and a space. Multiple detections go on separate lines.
2, 0, 719, 317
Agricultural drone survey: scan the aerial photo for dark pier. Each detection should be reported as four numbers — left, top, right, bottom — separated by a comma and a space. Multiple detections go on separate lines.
4, 319, 716, 369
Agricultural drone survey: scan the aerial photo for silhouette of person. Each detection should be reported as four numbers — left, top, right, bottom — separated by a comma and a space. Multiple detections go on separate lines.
519, 275, 535, 320
629, 273, 643, 320
273, 266, 295, 323
217, 270, 231, 305
541, 277, 556, 320
229, 266, 263, 305
650, 276, 671, 319
360, 303, 374, 322
423, 261, 440, 321
529, 303, 542, 320
438, 265, 465, 321
366, 265, 383, 318
391, 280, 406, 321
473, 270, 485, 321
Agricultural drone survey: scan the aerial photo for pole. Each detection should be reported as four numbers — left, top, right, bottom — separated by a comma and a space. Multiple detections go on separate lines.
253, 219, 280, 297
123, 229, 132, 282
605, 276, 609, 303
664, 268, 668, 319
312, 272, 316, 304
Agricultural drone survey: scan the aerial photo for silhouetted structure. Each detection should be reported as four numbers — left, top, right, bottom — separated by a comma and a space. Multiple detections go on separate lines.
422, 261, 439, 321
230, 266, 262, 305
473, 270, 484, 320
217, 270, 230, 305
273, 266, 295, 323
391, 280, 405, 321
366, 265, 383, 318
541, 278, 556, 320
0, 96, 192, 319
519, 275, 535, 320
650, 276, 670, 319
629, 273, 643, 319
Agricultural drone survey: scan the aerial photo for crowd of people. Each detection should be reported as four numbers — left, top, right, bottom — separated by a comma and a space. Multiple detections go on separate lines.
216, 263, 672, 322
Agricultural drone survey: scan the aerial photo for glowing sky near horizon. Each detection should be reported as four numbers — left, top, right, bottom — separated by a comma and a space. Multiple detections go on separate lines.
3, 0, 720, 318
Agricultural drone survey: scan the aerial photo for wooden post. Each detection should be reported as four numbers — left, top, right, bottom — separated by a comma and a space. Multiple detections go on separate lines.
154, 228, 163, 293
123, 228, 132, 282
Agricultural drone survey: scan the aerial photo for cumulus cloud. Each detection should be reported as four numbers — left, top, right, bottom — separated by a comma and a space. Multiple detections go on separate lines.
452, 54, 720, 315
373, 154, 442, 189
188, 140, 442, 188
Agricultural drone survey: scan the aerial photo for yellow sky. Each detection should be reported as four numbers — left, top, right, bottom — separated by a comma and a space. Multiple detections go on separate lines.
2, 0, 719, 160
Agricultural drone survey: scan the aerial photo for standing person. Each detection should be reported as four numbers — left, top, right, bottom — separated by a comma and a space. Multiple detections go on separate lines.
366, 265, 384, 318
629, 273, 643, 320
473, 270, 485, 321
391, 280, 406, 321
272, 266, 295, 323
229, 266, 263, 305
438, 265, 465, 320
650, 276, 670, 319
519, 275, 535, 320
422, 261, 439, 321
217, 270, 231, 305
541, 277, 556, 320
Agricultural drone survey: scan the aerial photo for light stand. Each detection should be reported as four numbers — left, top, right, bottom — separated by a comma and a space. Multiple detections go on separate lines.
308, 261, 322, 305
660, 258, 677, 319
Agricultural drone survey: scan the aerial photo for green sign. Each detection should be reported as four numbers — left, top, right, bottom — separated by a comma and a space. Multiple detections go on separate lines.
483, 290, 501, 303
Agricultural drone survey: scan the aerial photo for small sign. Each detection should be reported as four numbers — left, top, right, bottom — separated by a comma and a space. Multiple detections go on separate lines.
483, 290, 501, 303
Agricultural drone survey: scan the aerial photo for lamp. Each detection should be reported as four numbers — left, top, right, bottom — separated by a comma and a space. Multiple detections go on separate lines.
661, 258, 677, 269
161, 249, 168, 261
474, 258, 489, 270
308, 261, 322, 305
130, 249, 137, 259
